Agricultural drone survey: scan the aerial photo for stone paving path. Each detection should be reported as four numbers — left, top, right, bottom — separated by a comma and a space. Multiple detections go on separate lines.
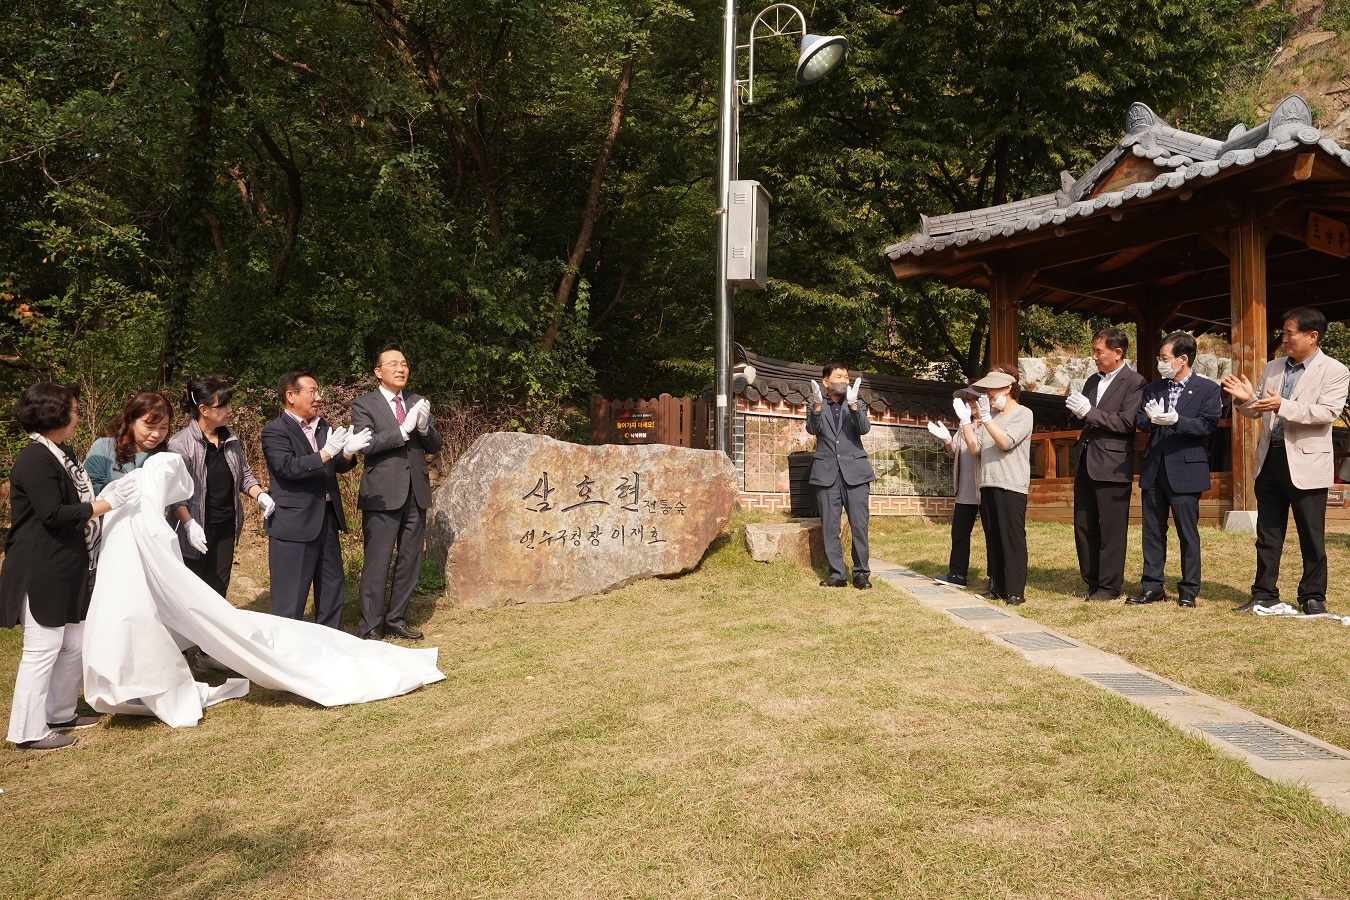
872, 558, 1350, 816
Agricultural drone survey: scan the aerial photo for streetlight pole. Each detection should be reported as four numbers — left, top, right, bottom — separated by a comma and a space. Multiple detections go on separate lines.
713, 0, 740, 455
711, 4, 846, 455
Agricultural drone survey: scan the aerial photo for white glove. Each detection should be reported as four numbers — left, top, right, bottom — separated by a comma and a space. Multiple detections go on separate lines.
183, 518, 208, 554
809, 380, 824, 406
344, 427, 373, 456
1150, 406, 1179, 426
321, 426, 350, 457
952, 397, 972, 426
399, 402, 425, 439
1066, 392, 1090, 418
256, 491, 276, 519
845, 377, 862, 405
926, 421, 952, 444
99, 476, 140, 510
975, 395, 992, 423
414, 400, 431, 433
1142, 398, 1163, 419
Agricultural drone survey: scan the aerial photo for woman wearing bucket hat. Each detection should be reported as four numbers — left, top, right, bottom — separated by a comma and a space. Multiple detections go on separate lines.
957, 365, 1033, 605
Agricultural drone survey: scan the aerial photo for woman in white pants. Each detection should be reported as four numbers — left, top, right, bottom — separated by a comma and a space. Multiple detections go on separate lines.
1, 383, 138, 751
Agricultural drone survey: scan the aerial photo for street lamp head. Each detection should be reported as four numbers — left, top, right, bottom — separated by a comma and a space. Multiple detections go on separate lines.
795, 33, 847, 85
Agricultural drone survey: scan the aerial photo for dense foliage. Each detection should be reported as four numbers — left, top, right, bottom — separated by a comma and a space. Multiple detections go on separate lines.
2, 0, 1256, 450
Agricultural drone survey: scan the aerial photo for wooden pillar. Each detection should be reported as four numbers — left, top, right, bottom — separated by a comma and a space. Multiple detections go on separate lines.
1228, 205, 1269, 512
1136, 301, 1162, 386
988, 268, 1021, 370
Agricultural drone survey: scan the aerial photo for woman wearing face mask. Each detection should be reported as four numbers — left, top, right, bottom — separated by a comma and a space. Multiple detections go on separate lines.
932, 384, 983, 587
959, 365, 1034, 605
167, 375, 274, 597
83, 392, 173, 495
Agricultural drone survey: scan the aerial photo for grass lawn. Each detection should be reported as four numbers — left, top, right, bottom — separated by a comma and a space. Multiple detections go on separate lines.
870, 516, 1350, 751
1, 516, 1348, 898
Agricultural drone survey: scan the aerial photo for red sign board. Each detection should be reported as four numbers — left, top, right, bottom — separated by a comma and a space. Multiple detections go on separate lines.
1306, 212, 1350, 259
614, 411, 656, 443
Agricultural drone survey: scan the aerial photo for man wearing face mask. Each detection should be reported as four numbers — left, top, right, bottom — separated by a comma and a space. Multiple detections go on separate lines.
806, 361, 875, 589
1065, 327, 1147, 601
1127, 332, 1221, 608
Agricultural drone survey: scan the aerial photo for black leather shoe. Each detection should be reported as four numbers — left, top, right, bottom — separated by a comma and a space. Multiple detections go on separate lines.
820, 577, 848, 588
933, 573, 967, 587
852, 574, 872, 590
1125, 589, 1166, 605
1086, 590, 1120, 602
1004, 595, 1025, 606
981, 590, 1006, 601
1233, 598, 1276, 613
361, 628, 384, 640
1300, 598, 1328, 615
1176, 594, 1197, 608
385, 622, 424, 640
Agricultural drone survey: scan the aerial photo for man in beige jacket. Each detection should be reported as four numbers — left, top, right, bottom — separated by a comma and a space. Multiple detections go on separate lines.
1222, 307, 1349, 614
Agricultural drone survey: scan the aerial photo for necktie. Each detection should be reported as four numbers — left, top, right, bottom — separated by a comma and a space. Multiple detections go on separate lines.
393, 395, 406, 425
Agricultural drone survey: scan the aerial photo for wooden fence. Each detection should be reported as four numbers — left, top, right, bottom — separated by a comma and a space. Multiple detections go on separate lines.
589, 394, 710, 449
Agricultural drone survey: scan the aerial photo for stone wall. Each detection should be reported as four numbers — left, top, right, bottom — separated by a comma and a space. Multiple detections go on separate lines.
1017, 354, 1230, 394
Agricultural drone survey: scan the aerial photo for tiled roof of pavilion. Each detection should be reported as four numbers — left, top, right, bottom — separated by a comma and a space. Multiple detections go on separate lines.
883, 95, 1349, 263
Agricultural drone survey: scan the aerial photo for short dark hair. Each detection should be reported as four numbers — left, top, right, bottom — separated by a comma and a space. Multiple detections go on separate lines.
276, 370, 315, 403
1281, 307, 1327, 342
14, 382, 78, 433
371, 342, 404, 369
1094, 327, 1129, 353
821, 360, 850, 378
105, 392, 173, 465
181, 374, 235, 418
1160, 332, 1197, 368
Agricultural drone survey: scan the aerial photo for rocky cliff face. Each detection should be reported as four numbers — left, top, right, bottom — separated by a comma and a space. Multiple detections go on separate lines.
1016, 355, 1231, 394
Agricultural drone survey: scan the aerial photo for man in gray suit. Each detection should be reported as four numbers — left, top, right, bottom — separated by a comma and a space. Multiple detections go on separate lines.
350, 344, 444, 640
805, 361, 876, 589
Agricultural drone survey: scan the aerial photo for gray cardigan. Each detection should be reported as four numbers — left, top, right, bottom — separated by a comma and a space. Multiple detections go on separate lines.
167, 420, 263, 557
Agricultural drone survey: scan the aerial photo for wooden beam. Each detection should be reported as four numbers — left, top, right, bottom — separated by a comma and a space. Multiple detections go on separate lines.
987, 266, 1023, 370
1293, 153, 1317, 182
1229, 204, 1268, 513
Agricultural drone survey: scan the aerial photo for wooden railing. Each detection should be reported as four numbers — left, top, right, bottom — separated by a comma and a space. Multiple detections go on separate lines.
589, 394, 710, 449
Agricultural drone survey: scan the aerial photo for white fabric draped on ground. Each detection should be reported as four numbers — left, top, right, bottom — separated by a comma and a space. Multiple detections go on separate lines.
82, 453, 445, 727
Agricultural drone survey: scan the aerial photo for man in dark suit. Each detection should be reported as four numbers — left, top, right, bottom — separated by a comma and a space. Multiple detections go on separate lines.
261, 371, 370, 628
1126, 332, 1221, 608
350, 344, 444, 641
805, 361, 876, 589
1066, 327, 1147, 601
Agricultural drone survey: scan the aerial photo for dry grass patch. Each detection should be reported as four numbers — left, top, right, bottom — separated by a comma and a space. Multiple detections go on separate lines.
1, 517, 1348, 898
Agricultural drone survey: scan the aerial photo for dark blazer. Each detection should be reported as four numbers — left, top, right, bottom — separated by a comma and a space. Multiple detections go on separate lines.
1075, 366, 1147, 483
1, 441, 95, 628
349, 389, 444, 511
1135, 375, 1222, 494
260, 413, 357, 543
805, 400, 876, 488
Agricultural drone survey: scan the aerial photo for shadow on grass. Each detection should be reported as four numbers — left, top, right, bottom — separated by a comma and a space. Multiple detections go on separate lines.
130, 809, 328, 895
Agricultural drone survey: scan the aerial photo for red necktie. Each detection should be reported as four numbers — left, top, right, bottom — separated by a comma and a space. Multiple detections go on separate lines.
393, 395, 406, 425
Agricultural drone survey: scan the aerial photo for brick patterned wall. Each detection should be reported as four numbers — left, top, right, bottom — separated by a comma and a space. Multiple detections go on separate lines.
737, 492, 957, 517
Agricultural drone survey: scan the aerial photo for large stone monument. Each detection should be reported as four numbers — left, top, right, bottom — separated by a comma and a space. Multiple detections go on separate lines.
426, 433, 739, 608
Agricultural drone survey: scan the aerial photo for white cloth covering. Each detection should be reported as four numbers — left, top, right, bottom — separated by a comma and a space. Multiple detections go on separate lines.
82, 454, 445, 727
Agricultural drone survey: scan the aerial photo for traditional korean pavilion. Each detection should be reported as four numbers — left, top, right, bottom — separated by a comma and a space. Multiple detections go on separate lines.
884, 95, 1350, 515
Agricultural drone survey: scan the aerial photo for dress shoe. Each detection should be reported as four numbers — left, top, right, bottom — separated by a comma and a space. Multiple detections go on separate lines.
852, 574, 873, 590
48, 716, 100, 731
362, 628, 384, 640
385, 622, 424, 641
1085, 590, 1120, 602
1232, 598, 1277, 613
195, 652, 241, 677
933, 573, 967, 587
1300, 598, 1328, 615
1004, 595, 1025, 606
820, 577, 848, 588
1176, 594, 1197, 608
18, 733, 76, 751
980, 590, 1006, 601
1125, 589, 1166, 605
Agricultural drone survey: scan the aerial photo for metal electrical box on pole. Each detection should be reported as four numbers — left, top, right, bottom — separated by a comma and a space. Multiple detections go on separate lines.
726, 180, 771, 289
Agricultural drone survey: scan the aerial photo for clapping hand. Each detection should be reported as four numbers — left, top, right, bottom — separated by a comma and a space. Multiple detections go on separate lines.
414, 399, 432, 433
845, 377, 862, 405
1145, 398, 1178, 426
952, 397, 972, 426
809, 380, 824, 407
1066, 391, 1090, 418
1248, 389, 1284, 414
1220, 372, 1254, 403
926, 420, 953, 444
321, 426, 350, 458
975, 394, 992, 423
344, 427, 373, 456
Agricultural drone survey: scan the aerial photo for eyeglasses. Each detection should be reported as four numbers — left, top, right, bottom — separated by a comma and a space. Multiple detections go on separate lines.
379, 362, 410, 371
1155, 357, 1176, 364
290, 388, 322, 399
